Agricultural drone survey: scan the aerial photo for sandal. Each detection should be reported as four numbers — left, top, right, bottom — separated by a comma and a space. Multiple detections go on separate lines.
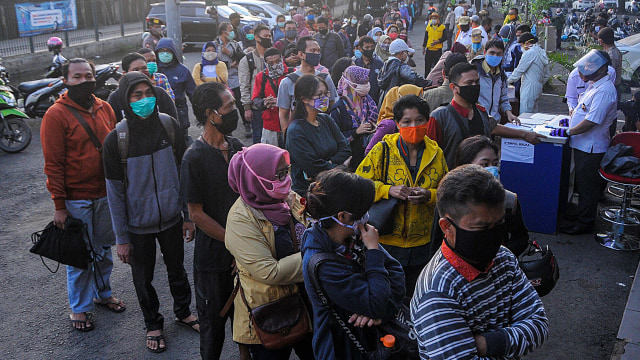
174, 317, 200, 333
93, 297, 126, 313
146, 334, 166, 353
69, 313, 94, 332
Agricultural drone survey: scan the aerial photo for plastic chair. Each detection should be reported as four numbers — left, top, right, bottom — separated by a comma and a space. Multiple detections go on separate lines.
597, 132, 640, 251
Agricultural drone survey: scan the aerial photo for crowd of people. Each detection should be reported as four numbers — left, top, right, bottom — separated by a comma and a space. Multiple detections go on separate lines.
38, 0, 629, 359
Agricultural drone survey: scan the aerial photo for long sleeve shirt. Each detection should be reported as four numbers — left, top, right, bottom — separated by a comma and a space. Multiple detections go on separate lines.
411, 244, 548, 360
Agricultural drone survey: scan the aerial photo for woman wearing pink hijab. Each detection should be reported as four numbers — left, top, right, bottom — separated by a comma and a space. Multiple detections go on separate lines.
225, 143, 313, 360
293, 14, 310, 37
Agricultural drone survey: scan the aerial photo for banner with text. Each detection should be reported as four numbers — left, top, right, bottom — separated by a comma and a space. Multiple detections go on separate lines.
15, 0, 78, 37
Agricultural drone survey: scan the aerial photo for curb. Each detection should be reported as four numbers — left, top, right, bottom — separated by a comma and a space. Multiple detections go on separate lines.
613, 260, 640, 359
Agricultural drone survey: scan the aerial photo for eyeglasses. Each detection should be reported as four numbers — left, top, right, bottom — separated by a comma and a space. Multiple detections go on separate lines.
312, 92, 329, 99
275, 164, 291, 181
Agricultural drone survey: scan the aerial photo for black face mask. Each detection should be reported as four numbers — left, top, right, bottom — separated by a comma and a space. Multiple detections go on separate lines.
362, 48, 375, 58
257, 37, 273, 48
286, 30, 298, 39
455, 84, 481, 105
319, 28, 329, 35
305, 52, 321, 66
211, 108, 239, 135
460, 24, 470, 32
66, 81, 96, 109
444, 217, 507, 271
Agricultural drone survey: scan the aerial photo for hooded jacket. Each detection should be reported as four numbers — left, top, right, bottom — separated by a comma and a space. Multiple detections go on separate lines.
103, 72, 186, 244
107, 80, 177, 123
355, 133, 448, 248
472, 55, 512, 121
378, 57, 431, 106
41, 93, 116, 210
301, 224, 405, 360
155, 38, 196, 107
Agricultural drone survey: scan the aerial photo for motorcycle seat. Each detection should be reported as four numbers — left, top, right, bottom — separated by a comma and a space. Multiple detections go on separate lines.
18, 79, 57, 93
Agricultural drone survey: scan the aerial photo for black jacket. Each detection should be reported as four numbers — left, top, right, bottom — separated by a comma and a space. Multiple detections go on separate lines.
315, 32, 346, 70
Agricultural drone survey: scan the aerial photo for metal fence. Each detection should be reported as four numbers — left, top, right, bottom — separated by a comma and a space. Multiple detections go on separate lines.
0, 0, 152, 57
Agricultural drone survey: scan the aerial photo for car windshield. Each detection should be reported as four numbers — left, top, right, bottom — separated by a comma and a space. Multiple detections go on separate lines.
263, 3, 287, 15
618, 33, 640, 46
217, 6, 235, 17
228, 4, 252, 16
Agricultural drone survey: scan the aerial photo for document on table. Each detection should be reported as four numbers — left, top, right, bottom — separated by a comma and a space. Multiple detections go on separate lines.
501, 124, 535, 164
519, 113, 556, 126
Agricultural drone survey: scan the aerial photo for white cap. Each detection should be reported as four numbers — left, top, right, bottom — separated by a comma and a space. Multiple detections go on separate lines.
389, 39, 415, 55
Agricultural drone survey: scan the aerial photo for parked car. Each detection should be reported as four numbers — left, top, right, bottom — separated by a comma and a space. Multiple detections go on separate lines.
230, 0, 290, 27
617, 33, 640, 85
572, 0, 595, 9
597, 0, 618, 10
625, 0, 638, 13
146, 1, 263, 47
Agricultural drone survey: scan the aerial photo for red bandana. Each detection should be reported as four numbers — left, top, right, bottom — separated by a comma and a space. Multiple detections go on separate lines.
441, 241, 493, 282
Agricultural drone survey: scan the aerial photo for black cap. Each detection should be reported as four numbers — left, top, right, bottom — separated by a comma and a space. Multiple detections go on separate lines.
148, 17, 165, 26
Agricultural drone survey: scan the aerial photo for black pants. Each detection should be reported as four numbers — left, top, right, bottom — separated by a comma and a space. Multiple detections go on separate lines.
129, 221, 192, 331
195, 269, 234, 360
251, 109, 263, 145
574, 149, 605, 226
248, 333, 314, 360
424, 49, 442, 77
232, 87, 248, 125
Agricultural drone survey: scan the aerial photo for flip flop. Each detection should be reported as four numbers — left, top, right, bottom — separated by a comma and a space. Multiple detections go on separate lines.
146, 334, 166, 353
69, 313, 95, 332
174, 317, 200, 333
93, 298, 126, 313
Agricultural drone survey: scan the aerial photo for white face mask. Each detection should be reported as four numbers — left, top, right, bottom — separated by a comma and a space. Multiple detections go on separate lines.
203, 52, 218, 61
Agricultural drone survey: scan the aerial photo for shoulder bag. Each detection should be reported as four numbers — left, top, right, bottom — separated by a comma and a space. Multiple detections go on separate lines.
367, 142, 399, 235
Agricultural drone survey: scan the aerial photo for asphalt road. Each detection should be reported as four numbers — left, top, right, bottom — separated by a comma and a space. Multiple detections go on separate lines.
1, 6, 639, 360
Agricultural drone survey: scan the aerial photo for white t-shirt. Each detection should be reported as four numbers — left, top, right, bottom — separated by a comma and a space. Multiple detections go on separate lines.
454, 6, 465, 20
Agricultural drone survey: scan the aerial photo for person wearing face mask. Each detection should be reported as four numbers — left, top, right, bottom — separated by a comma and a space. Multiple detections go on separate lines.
375, 35, 392, 62
507, 33, 549, 114
41, 58, 125, 333
444, 5, 457, 49
142, 17, 164, 51
356, 94, 447, 303
333, 20, 353, 57
108, 52, 177, 123
422, 13, 447, 77
275, 20, 299, 54
180, 82, 248, 360
252, 48, 293, 147
276, 36, 338, 132
313, 17, 346, 70
503, 7, 521, 28
192, 41, 228, 86
155, 38, 196, 143
273, 14, 287, 42
424, 52, 468, 112
239, 24, 271, 144
465, 28, 484, 61
359, 14, 373, 37
554, 50, 617, 235
429, 135, 530, 260
301, 168, 405, 360
454, 0, 466, 21
329, 66, 379, 170
427, 62, 544, 168
386, 24, 400, 41
377, 39, 431, 107
103, 71, 199, 353
411, 165, 548, 360
426, 41, 469, 86
345, 16, 358, 45
354, 36, 384, 102
137, 48, 175, 101
454, 16, 473, 46
241, 25, 256, 51
306, 9, 317, 31
286, 74, 351, 195
225, 143, 314, 360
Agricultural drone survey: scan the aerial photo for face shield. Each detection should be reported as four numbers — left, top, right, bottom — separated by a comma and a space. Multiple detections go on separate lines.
573, 49, 608, 76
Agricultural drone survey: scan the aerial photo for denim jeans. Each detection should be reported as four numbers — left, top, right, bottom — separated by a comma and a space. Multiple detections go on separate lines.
65, 197, 115, 313
251, 110, 263, 145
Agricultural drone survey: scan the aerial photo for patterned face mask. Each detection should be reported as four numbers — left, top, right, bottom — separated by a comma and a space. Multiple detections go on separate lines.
267, 62, 285, 79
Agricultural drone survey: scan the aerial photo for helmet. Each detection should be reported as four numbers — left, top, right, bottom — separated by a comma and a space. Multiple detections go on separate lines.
47, 37, 63, 52
624, 15, 630, 21
518, 241, 559, 297
364, 13, 373, 23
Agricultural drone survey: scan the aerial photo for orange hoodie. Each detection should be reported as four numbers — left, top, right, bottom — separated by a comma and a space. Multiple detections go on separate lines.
41, 93, 116, 210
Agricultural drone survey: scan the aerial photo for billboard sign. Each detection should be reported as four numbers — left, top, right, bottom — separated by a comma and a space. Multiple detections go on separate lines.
15, 0, 78, 37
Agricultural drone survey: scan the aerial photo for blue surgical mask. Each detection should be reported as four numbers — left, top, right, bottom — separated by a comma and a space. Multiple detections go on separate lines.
319, 212, 369, 237
228, 30, 236, 40
485, 166, 500, 179
351, 19, 358, 25
278, 21, 286, 28
158, 52, 173, 64
307, 14, 315, 21
130, 96, 156, 118
485, 55, 503, 67
373, 36, 379, 42
354, 49, 363, 58
147, 61, 158, 75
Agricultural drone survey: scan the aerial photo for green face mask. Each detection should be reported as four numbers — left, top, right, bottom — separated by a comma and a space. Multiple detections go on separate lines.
130, 96, 156, 118
147, 61, 158, 75
158, 52, 173, 64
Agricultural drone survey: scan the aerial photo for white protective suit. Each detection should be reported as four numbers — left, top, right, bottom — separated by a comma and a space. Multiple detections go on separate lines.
508, 44, 549, 114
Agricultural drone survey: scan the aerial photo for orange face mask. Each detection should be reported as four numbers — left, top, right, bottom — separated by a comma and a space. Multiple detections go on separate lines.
398, 123, 428, 144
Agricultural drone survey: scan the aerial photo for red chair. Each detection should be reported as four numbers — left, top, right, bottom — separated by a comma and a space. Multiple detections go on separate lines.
598, 132, 640, 251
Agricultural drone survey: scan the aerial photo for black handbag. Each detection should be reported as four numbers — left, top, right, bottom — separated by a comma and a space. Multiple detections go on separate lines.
30, 217, 90, 272
307, 252, 419, 360
368, 142, 399, 235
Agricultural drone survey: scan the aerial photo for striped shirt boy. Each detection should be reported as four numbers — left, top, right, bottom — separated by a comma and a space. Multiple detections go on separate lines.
410, 243, 548, 360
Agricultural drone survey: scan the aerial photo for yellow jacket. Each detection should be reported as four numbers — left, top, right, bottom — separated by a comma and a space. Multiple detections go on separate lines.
356, 133, 448, 248
225, 196, 307, 344
425, 24, 445, 51
192, 62, 228, 86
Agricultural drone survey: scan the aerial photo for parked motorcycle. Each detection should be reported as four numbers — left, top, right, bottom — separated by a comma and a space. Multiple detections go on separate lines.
0, 57, 9, 84
93, 62, 121, 101
0, 79, 31, 153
